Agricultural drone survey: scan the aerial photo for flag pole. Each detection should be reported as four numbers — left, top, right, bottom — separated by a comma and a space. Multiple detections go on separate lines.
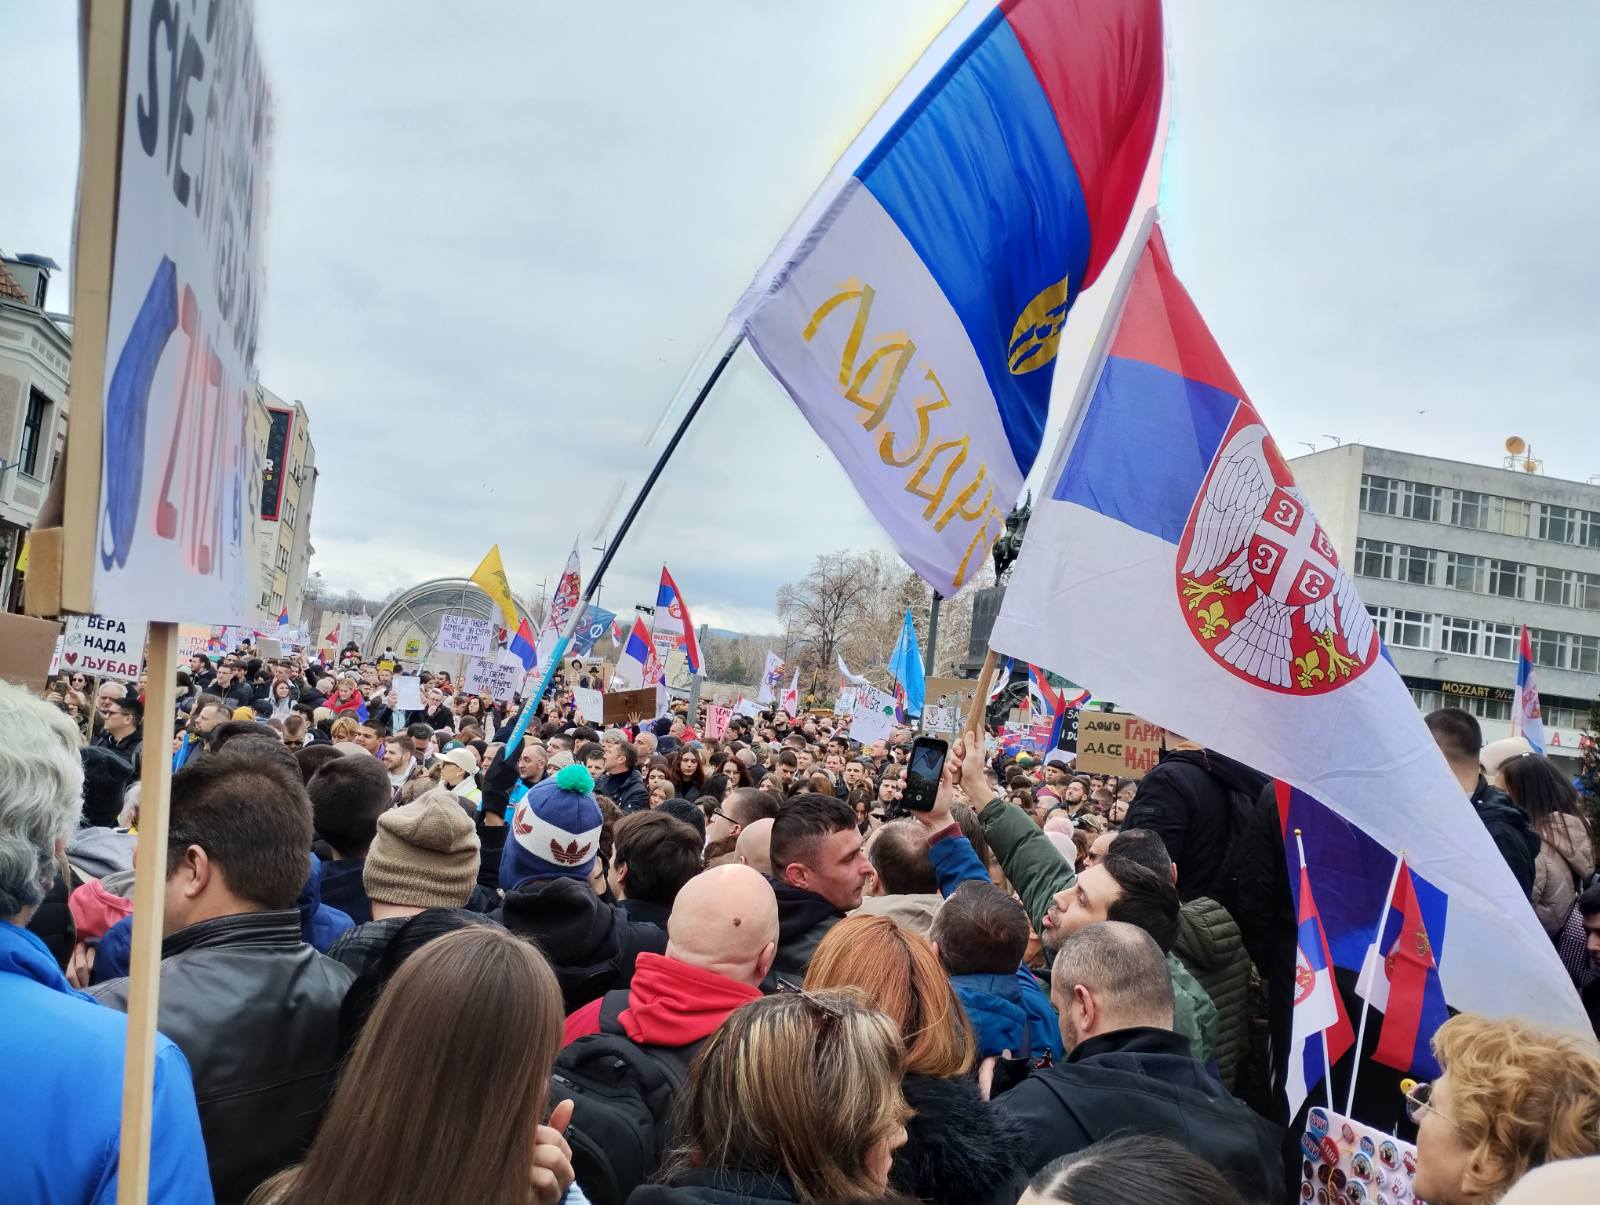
500, 333, 744, 753
965, 648, 999, 739
1345, 849, 1406, 1116
1293, 829, 1336, 1115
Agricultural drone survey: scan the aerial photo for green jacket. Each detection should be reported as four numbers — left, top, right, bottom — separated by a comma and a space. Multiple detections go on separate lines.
977, 794, 1217, 1067
1174, 896, 1252, 1088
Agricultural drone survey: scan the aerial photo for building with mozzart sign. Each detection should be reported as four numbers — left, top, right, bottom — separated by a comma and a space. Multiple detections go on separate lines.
1292, 444, 1600, 763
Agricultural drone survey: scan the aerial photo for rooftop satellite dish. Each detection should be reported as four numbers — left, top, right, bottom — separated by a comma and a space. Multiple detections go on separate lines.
1505, 435, 1527, 455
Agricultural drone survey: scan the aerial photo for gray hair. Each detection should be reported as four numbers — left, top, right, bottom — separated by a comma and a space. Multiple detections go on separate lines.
0, 680, 86, 916
1050, 920, 1175, 1030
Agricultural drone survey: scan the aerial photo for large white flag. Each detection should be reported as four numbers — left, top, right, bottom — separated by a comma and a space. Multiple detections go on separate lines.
756, 651, 784, 706
991, 226, 1584, 1033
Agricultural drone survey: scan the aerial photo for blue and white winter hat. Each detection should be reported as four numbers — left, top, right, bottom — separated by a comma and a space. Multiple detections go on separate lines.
500, 763, 604, 888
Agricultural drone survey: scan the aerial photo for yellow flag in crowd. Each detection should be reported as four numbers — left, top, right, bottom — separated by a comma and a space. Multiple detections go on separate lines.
470, 544, 519, 631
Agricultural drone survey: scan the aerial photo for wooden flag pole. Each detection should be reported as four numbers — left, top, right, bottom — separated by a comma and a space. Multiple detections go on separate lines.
964, 648, 998, 739
116, 620, 178, 1204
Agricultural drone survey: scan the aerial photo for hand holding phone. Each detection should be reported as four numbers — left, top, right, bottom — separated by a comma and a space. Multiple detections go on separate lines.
903, 736, 949, 812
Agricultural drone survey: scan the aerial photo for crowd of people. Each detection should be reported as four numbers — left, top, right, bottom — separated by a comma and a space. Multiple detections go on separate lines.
6, 639, 1600, 1204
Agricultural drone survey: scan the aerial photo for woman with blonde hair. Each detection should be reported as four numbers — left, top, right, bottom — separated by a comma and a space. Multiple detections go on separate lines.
1409, 1013, 1600, 1204
251, 925, 580, 1205
803, 915, 1026, 1204
328, 714, 359, 744
639, 989, 910, 1203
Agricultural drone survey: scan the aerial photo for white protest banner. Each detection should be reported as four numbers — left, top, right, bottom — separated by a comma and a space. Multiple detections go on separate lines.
735, 698, 760, 718
61, 613, 149, 681
76, 0, 271, 624
703, 705, 732, 740
850, 686, 898, 747
463, 656, 521, 702
573, 687, 604, 723
922, 705, 956, 734
435, 612, 495, 656
834, 685, 858, 716
393, 675, 424, 712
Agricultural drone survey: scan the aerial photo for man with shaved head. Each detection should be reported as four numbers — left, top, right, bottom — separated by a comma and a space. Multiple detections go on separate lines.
554, 865, 777, 1196
735, 816, 775, 874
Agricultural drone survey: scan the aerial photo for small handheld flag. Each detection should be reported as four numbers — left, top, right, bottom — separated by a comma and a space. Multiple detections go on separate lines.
655, 565, 702, 675
509, 618, 539, 673
1287, 831, 1355, 1117
1355, 858, 1449, 1079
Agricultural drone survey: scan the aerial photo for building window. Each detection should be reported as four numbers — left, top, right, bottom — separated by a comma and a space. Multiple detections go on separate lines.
1360, 475, 1398, 516
1410, 687, 1444, 713
1482, 622, 1517, 662
1355, 538, 1393, 579
1396, 545, 1435, 585
276, 545, 290, 572
1539, 504, 1578, 544
18, 389, 48, 477
1401, 482, 1441, 523
1580, 512, 1600, 548
283, 499, 296, 530
1529, 628, 1563, 669
1443, 553, 1485, 593
1487, 559, 1525, 599
1533, 566, 1575, 608
1571, 634, 1600, 674
1491, 496, 1530, 537
1438, 616, 1480, 656
1386, 608, 1431, 648
1449, 489, 1489, 530
1580, 573, 1600, 611
1455, 693, 1511, 722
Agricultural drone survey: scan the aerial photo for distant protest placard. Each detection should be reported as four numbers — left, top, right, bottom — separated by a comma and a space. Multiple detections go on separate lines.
393, 675, 424, 711
573, 687, 604, 723
60, 613, 149, 681
435, 612, 495, 656
463, 656, 520, 701
922, 705, 956, 734
702, 705, 732, 740
604, 687, 658, 726
850, 686, 898, 746
1073, 712, 1162, 778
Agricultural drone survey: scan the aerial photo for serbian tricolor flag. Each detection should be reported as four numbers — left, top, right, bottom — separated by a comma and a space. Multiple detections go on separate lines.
1356, 859, 1450, 1078
1026, 663, 1070, 748
1513, 625, 1546, 753
989, 224, 1586, 1034
1287, 858, 1355, 1116
615, 618, 658, 690
509, 617, 539, 673
737, 0, 1165, 594
986, 656, 1015, 703
655, 566, 702, 675
277, 606, 289, 628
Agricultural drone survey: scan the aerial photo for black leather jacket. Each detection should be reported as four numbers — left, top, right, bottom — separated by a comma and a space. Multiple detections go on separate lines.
93, 909, 354, 1204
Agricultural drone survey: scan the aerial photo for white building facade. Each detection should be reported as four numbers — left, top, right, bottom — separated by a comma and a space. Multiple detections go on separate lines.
1292, 444, 1600, 761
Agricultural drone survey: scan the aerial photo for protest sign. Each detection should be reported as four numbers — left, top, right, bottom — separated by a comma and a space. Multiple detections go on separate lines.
256, 638, 282, 659
833, 685, 858, 716
573, 687, 604, 723
436, 613, 495, 656
604, 686, 658, 726
850, 686, 898, 747
573, 605, 617, 655
60, 612, 149, 681
463, 656, 520, 702
1073, 712, 1162, 778
177, 625, 211, 660
1027, 721, 1056, 752
393, 676, 424, 711
923, 676, 980, 713
922, 705, 956, 734
0, 613, 64, 691
703, 705, 732, 740
734, 698, 760, 718
59, 0, 272, 624
402, 637, 423, 659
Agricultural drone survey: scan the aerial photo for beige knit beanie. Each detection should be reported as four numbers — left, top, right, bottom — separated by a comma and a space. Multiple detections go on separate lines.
362, 789, 481, 909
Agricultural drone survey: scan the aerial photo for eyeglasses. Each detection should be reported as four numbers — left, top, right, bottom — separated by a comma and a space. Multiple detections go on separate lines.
1403, 1080, 1456, 1128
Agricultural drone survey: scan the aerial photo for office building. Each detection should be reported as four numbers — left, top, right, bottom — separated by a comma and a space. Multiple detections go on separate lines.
1292, 443, 1600, 760
255, 385, 317, 629
0, 252, 69, 611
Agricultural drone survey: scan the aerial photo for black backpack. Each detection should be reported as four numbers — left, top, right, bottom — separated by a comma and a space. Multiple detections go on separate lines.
550, 989, 699, 1205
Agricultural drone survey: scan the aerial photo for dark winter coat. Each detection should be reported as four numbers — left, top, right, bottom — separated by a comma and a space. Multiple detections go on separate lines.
1124, 748, 1265, 905
317, 856, 372, 924
599, 768, 651, 814
894, 1072, 1028, 1205
763, 880, 844, 988
497, 876, 668, 1013
1471, 776, 1540, 900
997, 1026, 1283, 1203
1173, 896, 1252, 1089
92, 909, 355, 1205
628, 1168, 801, 1203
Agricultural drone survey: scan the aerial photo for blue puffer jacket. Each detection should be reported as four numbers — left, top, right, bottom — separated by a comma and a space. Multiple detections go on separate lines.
92, 856, 352, 984
952, 968, 1063, 1061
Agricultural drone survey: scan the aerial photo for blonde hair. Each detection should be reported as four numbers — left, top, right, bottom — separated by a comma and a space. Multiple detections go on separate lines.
663, 990, 910, 1201
1432, 1013, 1600, 1203
329, 716, 359, 743
804, 914, 976, 1078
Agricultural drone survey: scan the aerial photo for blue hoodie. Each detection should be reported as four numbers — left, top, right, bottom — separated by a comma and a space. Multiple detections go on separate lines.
927, 821, 1064, 1061
0, 922, 213, 1203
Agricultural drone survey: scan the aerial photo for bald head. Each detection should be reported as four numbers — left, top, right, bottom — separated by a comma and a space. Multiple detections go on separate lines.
735, 817, 774, 875
666, 864, 779, 988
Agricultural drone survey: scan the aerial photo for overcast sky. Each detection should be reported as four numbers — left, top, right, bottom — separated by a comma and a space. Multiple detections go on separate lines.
6, 3, 1597, 633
